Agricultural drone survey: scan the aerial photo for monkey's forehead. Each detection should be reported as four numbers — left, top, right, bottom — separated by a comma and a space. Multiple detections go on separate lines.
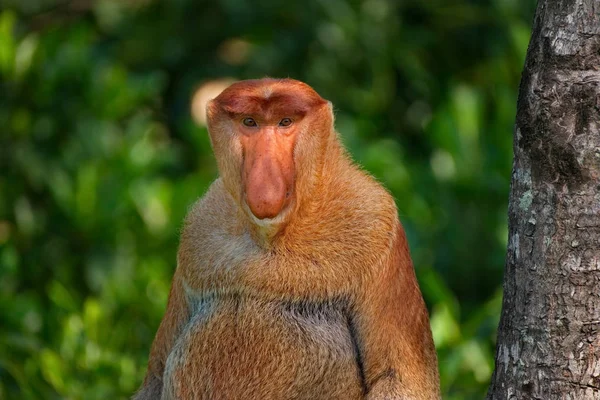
213, 78, 327, 117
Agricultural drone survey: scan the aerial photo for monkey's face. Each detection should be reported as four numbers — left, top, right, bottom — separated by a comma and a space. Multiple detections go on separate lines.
206, 79, 332, 226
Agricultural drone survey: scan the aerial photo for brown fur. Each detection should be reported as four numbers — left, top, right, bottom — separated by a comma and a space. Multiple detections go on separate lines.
134, 78, 440, 400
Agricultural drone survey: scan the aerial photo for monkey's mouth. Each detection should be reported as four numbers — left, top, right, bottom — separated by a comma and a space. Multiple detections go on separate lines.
243, 195, 294, 226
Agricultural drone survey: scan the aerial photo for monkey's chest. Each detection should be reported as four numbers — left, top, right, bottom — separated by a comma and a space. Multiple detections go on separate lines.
162, 296, 364, 400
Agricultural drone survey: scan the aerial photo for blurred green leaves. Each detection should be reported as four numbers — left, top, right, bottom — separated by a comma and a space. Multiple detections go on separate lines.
0, 0, 535, 398
0, 10, 17, 76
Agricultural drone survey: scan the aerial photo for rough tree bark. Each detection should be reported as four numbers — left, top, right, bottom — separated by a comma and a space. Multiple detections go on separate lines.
487, 0, 600, 399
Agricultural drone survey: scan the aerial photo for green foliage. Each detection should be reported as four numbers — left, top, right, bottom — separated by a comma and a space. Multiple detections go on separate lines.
0, 0, 535, 398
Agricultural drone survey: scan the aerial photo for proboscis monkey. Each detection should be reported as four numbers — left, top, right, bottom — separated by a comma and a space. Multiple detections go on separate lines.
134, 78, 440, 400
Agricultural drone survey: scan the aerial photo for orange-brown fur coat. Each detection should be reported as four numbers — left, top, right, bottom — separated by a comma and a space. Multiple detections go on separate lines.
134, 78, 440, 400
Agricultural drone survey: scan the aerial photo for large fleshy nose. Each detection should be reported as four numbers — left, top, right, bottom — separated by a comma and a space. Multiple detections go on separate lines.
245, 156, 287, 219
242, 130, 293, 220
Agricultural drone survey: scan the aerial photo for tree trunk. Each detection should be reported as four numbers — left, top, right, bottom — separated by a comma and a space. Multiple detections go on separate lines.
487, 0, 600, 399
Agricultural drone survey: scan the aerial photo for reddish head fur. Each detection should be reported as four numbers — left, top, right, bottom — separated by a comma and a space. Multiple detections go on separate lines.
213, 78, 327, 119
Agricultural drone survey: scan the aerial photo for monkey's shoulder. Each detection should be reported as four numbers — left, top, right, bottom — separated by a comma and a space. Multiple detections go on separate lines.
181, 179, 243, 238
313, 163, 399, 242
176, 179, 259, 279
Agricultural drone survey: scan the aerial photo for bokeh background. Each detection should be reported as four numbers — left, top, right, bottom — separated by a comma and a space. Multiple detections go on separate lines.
0, 0, 536, 398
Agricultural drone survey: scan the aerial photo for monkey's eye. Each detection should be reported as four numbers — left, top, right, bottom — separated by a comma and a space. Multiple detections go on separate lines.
279, 118, 293, 127
242, 117, 257, 127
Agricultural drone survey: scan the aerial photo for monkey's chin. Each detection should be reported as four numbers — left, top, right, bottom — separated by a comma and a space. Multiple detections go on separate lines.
242, 200, 293, 235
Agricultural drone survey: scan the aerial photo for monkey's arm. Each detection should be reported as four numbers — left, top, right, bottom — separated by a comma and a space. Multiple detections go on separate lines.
133, 269, 190, 400
353, 225, 440, 400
